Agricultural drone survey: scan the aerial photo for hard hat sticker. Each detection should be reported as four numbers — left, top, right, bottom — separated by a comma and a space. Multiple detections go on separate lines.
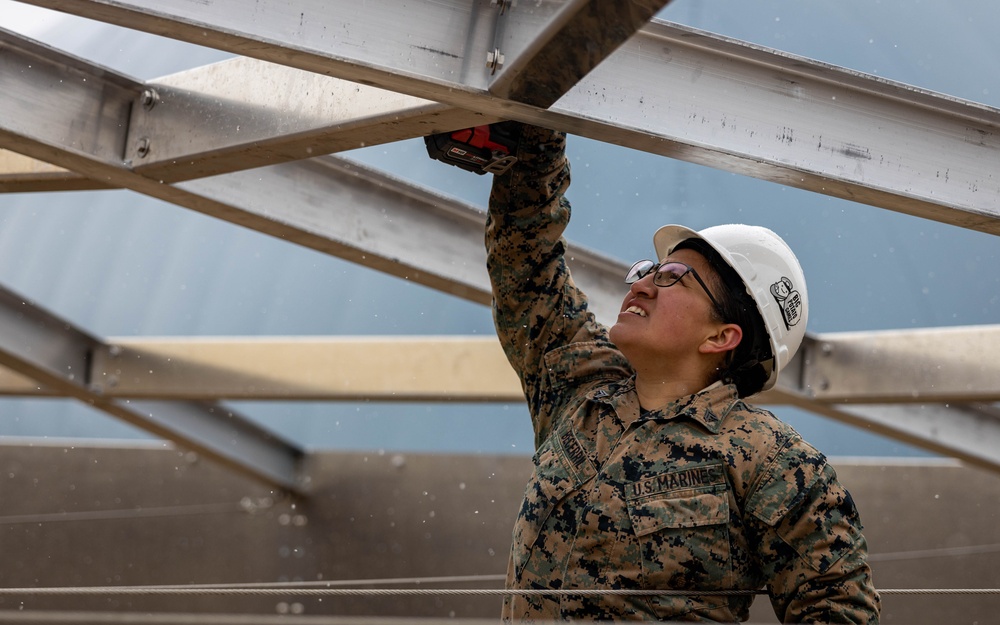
770, 277, 803, 329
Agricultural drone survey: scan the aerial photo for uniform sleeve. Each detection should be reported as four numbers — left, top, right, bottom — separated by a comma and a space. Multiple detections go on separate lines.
746, 436, 881, 623
485, 124, 626, 444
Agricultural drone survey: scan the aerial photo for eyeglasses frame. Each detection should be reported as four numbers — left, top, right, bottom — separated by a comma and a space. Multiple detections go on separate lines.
625, 259, 726, 318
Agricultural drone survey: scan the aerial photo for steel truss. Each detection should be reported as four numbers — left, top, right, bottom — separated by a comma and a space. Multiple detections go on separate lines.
1, 0, 999, 485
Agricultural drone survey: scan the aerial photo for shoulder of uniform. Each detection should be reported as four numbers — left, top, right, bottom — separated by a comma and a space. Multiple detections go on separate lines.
542, 339, 631, 388
740, 422, 831, 526
719, 399, 832, 513
722, 399, 802, 444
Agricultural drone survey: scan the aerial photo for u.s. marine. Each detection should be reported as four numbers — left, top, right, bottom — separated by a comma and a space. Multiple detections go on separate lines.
433, 123, 880, 623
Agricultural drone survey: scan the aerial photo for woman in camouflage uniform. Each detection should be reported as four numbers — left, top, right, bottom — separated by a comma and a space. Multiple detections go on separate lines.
482, 123, 880, 623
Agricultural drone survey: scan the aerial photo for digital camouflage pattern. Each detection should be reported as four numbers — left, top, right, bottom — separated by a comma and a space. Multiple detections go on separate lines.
485, 124, 880, 623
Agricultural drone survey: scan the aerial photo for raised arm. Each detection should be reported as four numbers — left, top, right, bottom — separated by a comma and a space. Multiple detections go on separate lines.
485, 124, 627, 442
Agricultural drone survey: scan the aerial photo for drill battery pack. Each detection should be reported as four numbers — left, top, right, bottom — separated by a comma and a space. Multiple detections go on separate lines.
424, 124, 519, 175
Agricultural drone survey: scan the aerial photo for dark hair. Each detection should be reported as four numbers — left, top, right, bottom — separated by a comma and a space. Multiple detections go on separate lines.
673, 239, 773, 398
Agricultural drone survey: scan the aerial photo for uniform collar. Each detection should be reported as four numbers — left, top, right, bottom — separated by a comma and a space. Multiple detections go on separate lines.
593, 379, 740, 434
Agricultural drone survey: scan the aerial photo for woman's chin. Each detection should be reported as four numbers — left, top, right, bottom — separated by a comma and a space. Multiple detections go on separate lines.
609, 323, 636, 351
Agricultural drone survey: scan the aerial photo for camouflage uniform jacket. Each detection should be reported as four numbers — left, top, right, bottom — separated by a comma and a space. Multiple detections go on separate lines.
486, 125, 880, 623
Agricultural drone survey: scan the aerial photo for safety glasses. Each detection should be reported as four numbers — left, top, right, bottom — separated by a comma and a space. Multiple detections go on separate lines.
625, 260, 725, 316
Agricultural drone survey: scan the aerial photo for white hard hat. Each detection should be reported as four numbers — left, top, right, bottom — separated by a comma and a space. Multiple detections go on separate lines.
653, 224, 808, 391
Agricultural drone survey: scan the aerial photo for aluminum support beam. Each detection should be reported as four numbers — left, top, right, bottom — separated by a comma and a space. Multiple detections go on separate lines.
768, 397, 1000, 476
88, 336, 522, 402
487, 0, 671, 107
845, 403, 1000, 476
32, 327, 994, 405
176, 157, 628, 322
5, 331, 1000, 472
0, 25, 138, 175
0, 364, 47, 395
0, 149, 108, 192
126, 57, 491, 181
14, 0, 1000, 234
0, 287, 305, 493
13, 0, 500, 95
0, 27, 492, 185
786, 328, 1000, 404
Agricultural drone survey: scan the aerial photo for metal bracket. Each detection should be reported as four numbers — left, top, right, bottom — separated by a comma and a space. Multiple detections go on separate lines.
487, 0, 513, 74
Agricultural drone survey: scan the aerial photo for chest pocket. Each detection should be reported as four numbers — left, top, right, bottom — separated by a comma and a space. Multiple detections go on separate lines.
625, 463, 733, 616
512, 428, 596, 579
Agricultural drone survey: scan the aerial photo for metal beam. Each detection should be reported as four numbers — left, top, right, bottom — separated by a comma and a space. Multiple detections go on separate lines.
127, 56, 492, 181
487, 0, 671, 107
0, 149, 109, 192
781, 328, 1000, 404
0, 286, 305, 493
88, 336, 522, 401
768, 397, 1000, 476
0, 24, 138, 173
765, 337, 1000, 473
178, 157, 498, 306
847, 403, 1000, 476
0, 364, 47, 395
14, 326, 972, 404
175, 157, 628, 322
4, 330, 1000, 473
12, 0, 499, 95
12, 0, 1000, 234
0, 27, 492, 185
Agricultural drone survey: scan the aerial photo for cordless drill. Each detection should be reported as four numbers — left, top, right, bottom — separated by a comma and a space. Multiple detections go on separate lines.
424, 123, 519, 175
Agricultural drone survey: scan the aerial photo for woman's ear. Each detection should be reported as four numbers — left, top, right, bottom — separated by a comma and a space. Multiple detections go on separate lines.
699, 323, 743, 355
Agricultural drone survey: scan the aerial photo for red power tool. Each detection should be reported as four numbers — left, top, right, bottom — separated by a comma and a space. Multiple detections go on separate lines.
424, 124, 519, 175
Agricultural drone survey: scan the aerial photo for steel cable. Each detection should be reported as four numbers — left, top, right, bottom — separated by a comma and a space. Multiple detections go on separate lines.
0, 586, 997, 597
